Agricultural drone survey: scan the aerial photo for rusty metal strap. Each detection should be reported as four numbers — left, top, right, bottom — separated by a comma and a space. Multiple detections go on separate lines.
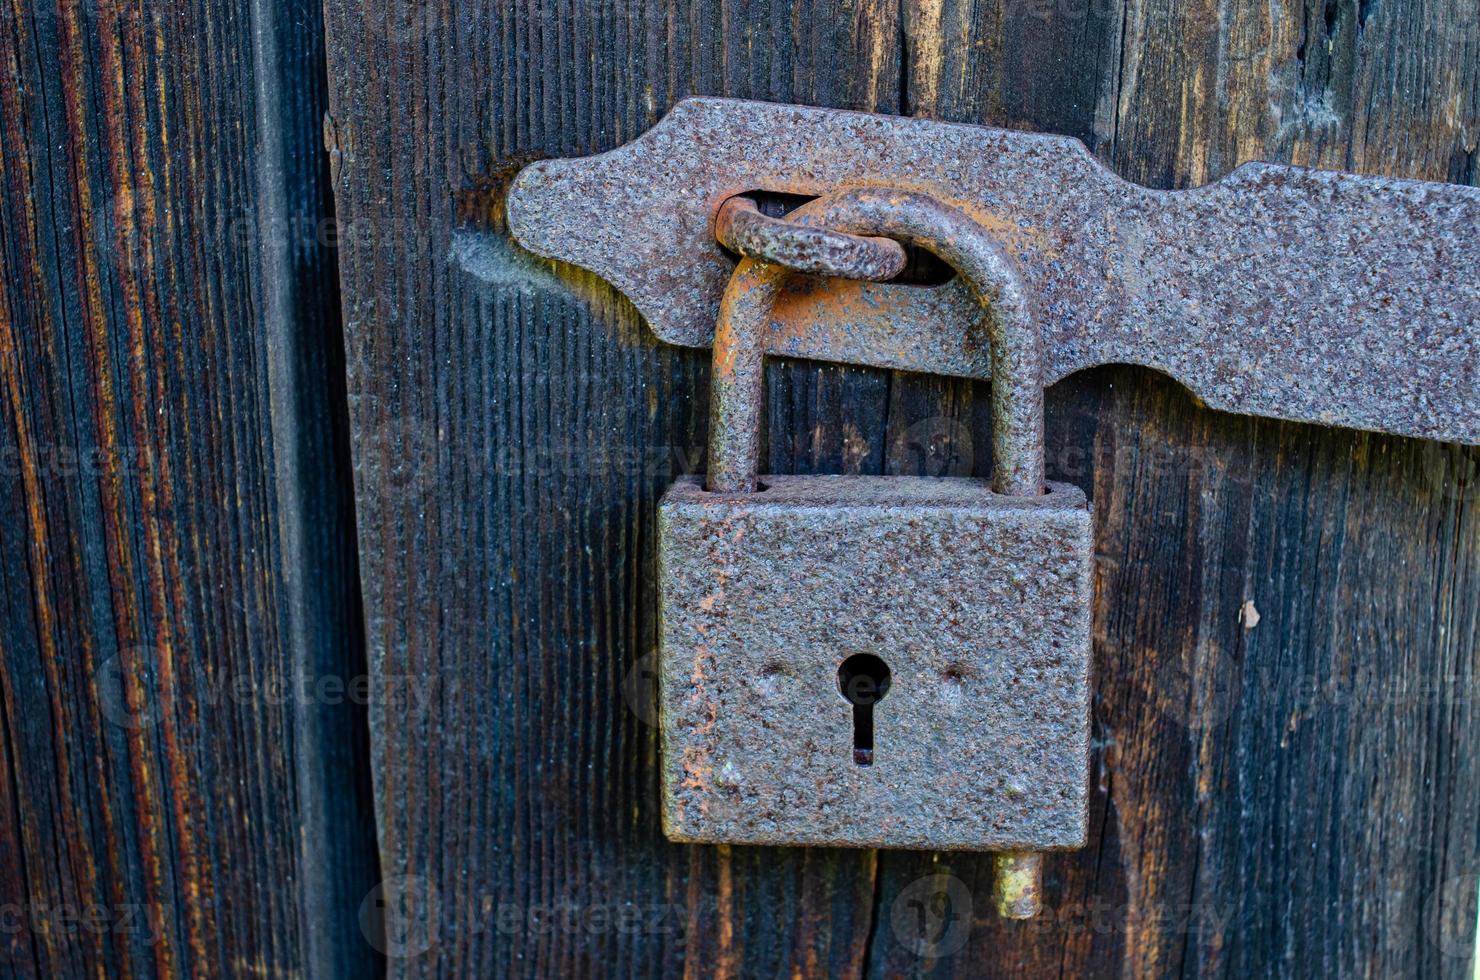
507, 98, 1480, 445
714, 196, 907, 281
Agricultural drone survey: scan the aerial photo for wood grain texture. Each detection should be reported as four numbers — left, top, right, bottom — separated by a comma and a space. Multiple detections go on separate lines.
324, 2, 899, 975
324, 0, 1478, 976
892, 1, 1480, 977
0, 0, 376, 975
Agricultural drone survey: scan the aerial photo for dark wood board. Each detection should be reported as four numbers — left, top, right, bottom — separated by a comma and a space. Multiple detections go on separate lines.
0, 0, 376, 975
322, 0, 1479, 976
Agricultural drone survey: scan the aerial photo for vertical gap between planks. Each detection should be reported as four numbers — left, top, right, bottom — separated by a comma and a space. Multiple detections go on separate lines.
248, 0, 382, 974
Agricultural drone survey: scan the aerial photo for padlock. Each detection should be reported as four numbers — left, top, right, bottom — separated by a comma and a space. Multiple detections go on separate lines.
657, 189, 1092, 916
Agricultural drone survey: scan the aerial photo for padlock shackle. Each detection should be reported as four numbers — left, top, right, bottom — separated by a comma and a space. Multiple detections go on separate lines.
706, 189, 1045, 496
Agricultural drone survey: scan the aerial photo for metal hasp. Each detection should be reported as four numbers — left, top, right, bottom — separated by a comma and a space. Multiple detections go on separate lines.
505, 99, 1479, 921
657, 189, 1092, 920
508, 97, 1480, 446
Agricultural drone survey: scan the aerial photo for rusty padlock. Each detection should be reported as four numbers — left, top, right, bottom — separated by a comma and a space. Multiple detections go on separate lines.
657, 188, 1093, 917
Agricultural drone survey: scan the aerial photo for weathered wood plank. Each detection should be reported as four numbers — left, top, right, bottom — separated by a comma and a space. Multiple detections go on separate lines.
0, 0, 376, 975
880, 0, 1480, 976
326, 0, 1478, 976
324, 0, 903, 975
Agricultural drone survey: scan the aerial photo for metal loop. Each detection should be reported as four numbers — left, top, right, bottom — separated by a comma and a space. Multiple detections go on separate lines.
707, 188, 1044, 496
714, 196, 907, 282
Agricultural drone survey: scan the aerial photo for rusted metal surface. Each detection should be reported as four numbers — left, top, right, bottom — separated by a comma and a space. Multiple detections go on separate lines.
664, 194, 1088, 859
707, 188, 1045, 496
704, 257, 776, 493
508, 97, 1480, 445
657, 475, 1092, 852
993, 852, 1045, 920
713, 195, 907, 281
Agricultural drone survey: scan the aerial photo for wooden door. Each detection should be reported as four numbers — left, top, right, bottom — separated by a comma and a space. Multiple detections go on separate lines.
321, 1, 1479, 977
2, 0, 1474, 977
1, 0, 376, 975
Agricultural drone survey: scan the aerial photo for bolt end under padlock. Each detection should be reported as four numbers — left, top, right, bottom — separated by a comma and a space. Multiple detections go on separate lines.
993, 851, 1044, 919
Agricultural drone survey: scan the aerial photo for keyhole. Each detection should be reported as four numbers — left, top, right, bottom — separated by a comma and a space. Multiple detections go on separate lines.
837, 654, 892, 765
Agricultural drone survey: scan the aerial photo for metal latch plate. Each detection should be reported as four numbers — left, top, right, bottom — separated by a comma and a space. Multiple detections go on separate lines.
508, 97, 1480, 445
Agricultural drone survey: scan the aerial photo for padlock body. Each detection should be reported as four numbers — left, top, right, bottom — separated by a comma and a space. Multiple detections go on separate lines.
657, 474, 1092, 850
